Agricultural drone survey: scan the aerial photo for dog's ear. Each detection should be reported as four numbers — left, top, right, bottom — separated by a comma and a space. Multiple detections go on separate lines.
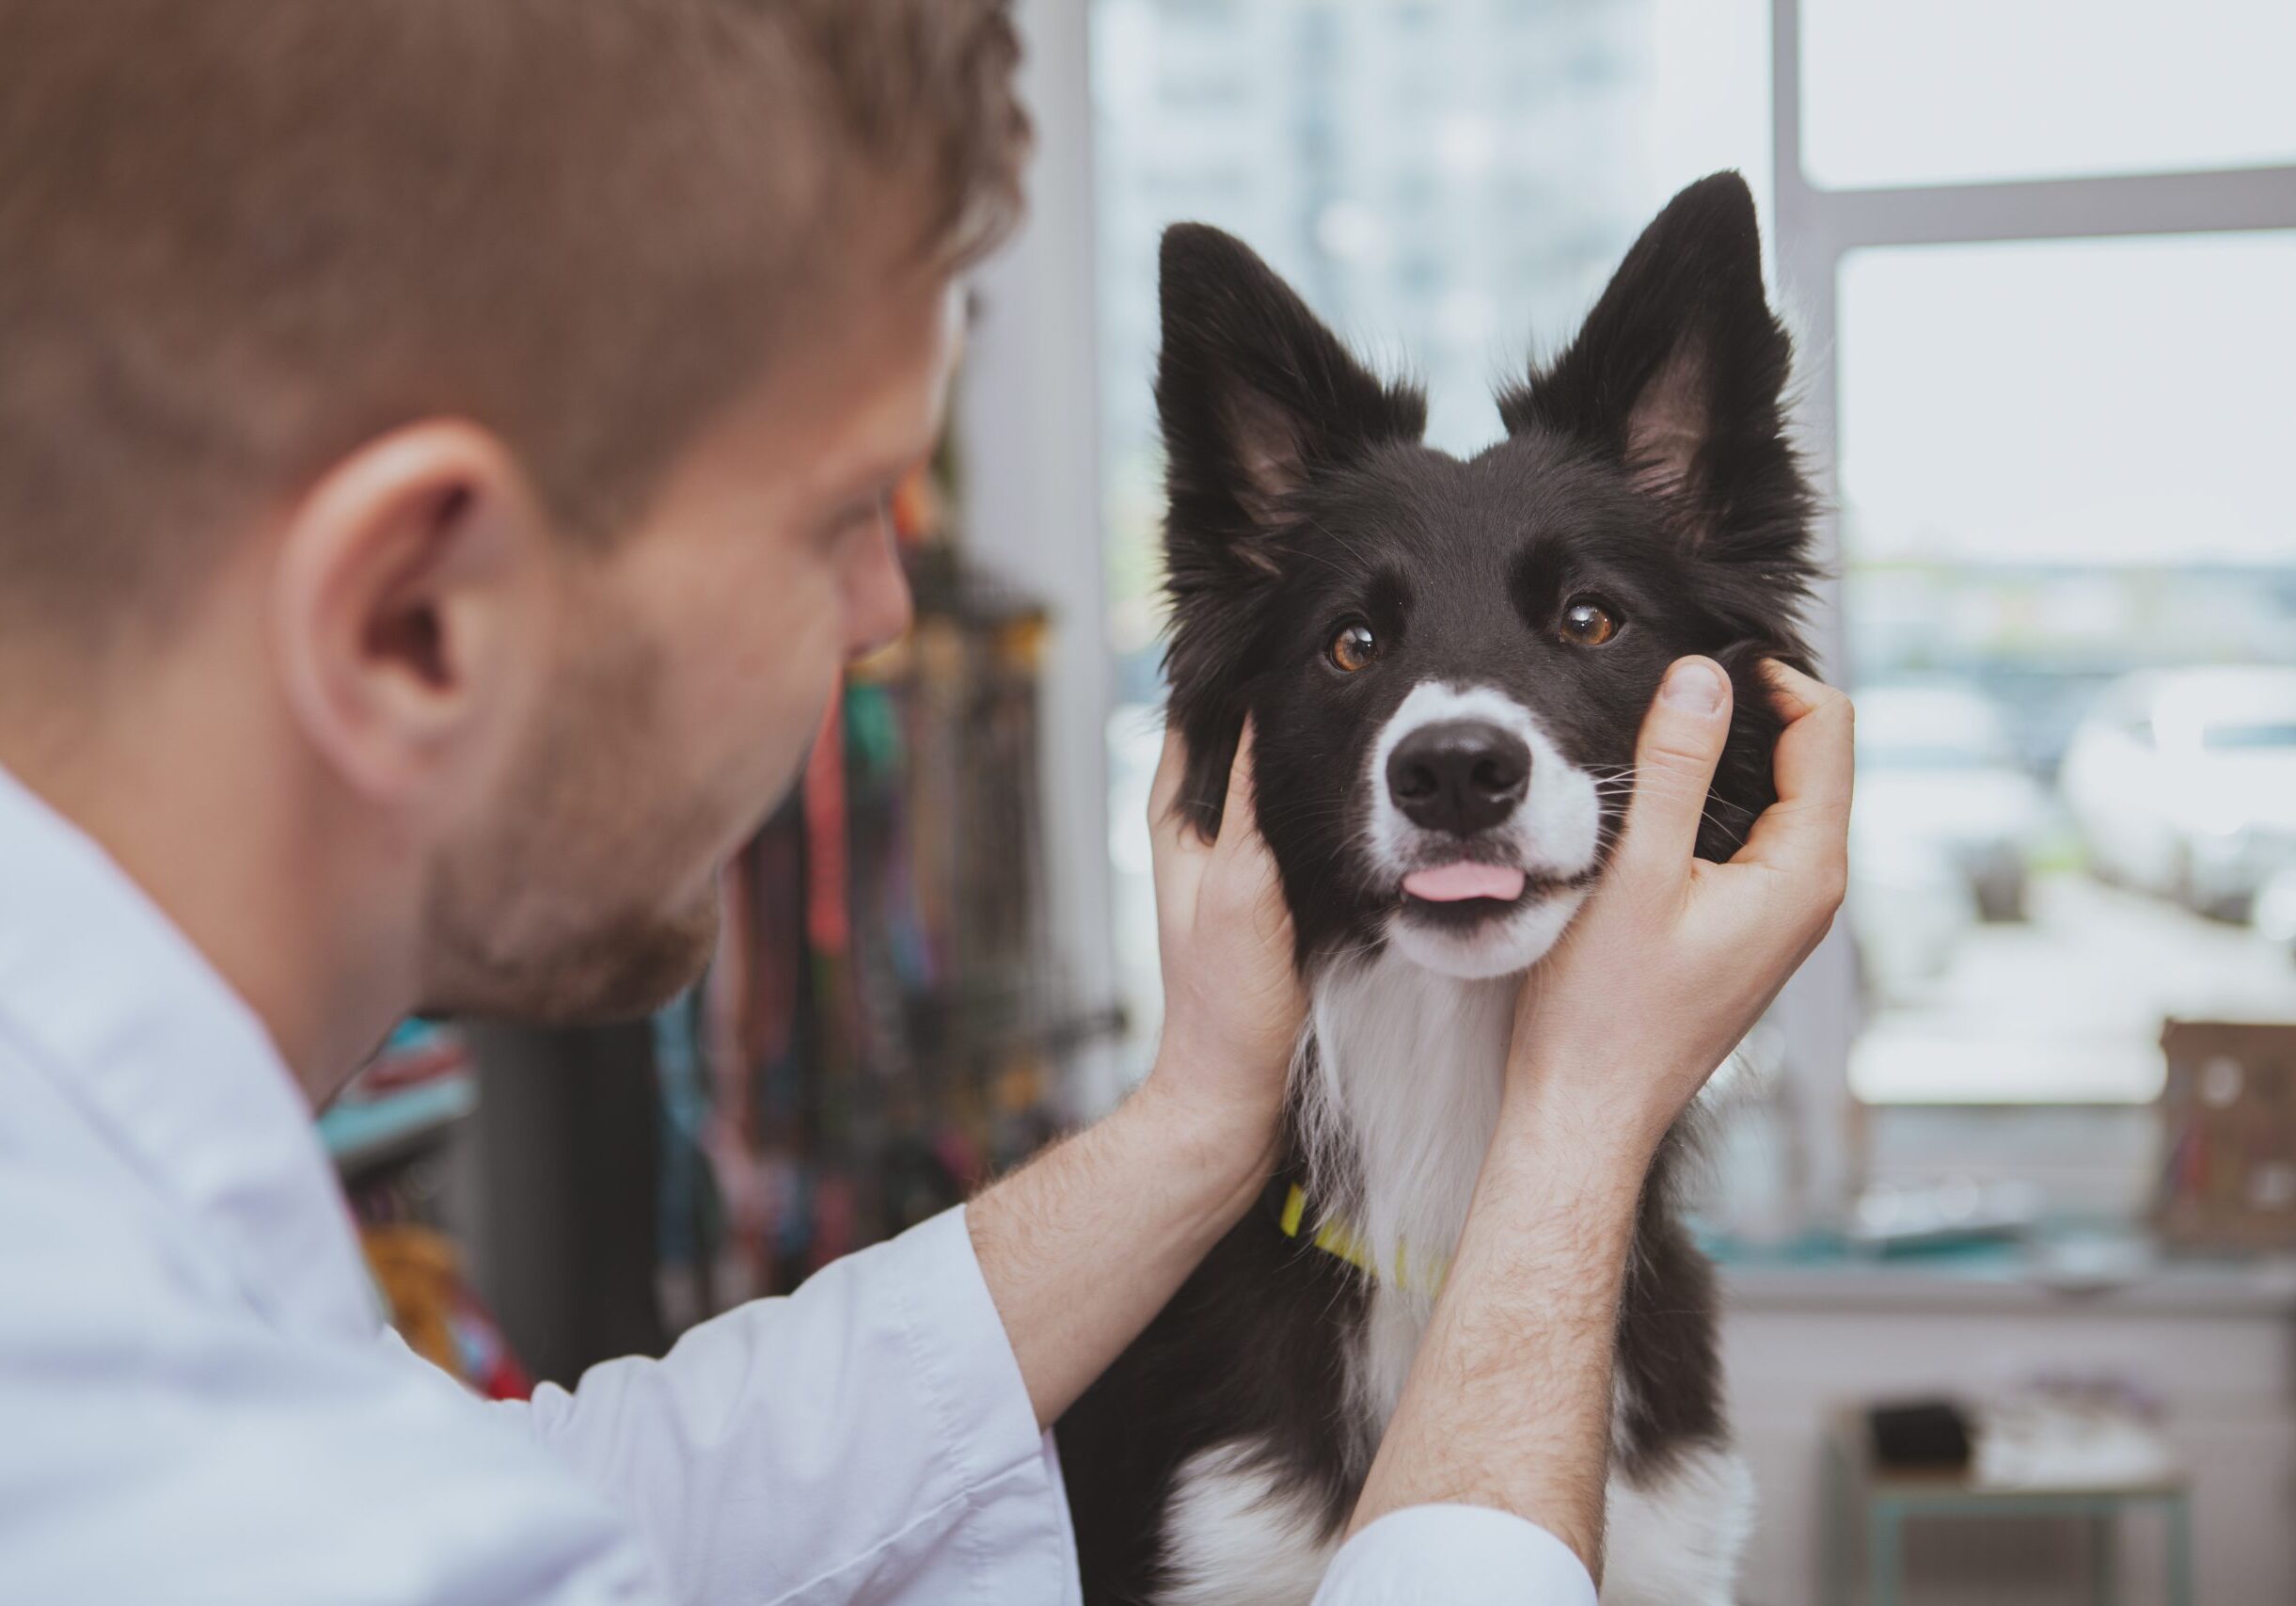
1498, 172, 1800, 556
1504, 175, 1814, 860
1157, 225, 1424, 839
1158, 223, 1425, 564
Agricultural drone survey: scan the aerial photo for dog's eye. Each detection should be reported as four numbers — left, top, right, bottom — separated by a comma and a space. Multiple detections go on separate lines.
1328, 622, 1381, 673
1559, 597, 1621, 647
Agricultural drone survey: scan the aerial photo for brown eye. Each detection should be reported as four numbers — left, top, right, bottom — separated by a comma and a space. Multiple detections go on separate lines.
1560, 597, 1620, 646
1329, 622, 1380, 673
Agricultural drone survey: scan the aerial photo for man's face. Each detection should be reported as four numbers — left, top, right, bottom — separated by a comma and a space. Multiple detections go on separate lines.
415, 272, 959, 1022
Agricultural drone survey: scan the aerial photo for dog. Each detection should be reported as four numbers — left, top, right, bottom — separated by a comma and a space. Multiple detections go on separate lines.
1053, 172, 1817, 1605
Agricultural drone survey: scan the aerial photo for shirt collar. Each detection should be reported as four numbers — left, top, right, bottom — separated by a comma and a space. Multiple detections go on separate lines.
0, 761, 378, 1343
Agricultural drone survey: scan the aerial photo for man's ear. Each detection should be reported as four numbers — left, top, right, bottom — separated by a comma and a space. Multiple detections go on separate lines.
271, 421, 552, 816
1498, 172, 1797, 549
1157, 223, 1425, 567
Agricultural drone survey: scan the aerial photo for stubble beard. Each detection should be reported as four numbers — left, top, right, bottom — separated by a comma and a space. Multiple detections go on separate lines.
415, 630, 730, 1026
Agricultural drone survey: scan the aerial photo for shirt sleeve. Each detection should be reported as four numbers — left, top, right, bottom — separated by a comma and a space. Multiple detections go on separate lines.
489, 1204, 1079, 1606
1312, 1506, 1597, 1606
0, 1164, 668, 1605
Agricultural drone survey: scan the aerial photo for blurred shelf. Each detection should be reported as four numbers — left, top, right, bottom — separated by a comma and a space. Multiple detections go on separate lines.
320, 1074, 477, 1178
1710, 1228, 2296, 1316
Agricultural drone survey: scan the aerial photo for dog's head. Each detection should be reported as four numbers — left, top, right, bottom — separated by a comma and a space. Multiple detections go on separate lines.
1159, 172, 1815, 981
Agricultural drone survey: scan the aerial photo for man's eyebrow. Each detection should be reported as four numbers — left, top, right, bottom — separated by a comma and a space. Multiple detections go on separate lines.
836, 445, 930, 494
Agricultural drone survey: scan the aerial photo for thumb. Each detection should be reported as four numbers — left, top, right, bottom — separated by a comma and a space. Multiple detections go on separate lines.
1613, 657, 1734, 884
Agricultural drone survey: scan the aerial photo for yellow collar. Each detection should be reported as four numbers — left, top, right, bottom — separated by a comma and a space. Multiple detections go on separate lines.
1277, 1184, 1450, 1296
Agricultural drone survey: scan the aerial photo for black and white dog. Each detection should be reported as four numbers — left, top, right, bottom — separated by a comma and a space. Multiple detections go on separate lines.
1055, 174, 1816, 1604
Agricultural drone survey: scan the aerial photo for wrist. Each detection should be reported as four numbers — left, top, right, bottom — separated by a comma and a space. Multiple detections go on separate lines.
1129, 1057, 1284, 1229
1500, 1035, 1684, 1174
966, 1054, 1283, 1432
1487, 1078, 1662, 1207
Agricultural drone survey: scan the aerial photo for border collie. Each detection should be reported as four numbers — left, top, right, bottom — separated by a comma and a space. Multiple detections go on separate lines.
1055, 173, 1816, 1604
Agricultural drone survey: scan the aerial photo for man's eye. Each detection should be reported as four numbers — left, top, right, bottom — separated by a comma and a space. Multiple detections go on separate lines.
1559, 596, 1621, 646
1328, 622, 1380, 673
831, 491, 890, 538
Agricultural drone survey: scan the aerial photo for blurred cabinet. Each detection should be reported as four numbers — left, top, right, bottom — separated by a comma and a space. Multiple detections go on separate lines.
1722, 1266, 2296, 1604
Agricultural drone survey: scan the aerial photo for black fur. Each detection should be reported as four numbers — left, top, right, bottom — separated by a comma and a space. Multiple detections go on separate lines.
1059, 172, 1815, 1604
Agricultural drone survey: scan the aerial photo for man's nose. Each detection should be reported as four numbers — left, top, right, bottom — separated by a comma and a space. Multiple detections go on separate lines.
845, 516, 915, 660
1386, 720, 1529, 835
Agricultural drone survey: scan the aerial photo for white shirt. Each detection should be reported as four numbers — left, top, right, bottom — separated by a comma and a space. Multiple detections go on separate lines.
0, 760, 1591, 1605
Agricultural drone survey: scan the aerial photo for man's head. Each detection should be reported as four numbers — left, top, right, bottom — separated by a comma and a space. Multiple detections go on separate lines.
0, 0, 1027, 1042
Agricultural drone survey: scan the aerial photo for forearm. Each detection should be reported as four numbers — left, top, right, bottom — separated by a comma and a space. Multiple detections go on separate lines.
1345, 1090, 1649, 1578
967, 1066, 1276, 1428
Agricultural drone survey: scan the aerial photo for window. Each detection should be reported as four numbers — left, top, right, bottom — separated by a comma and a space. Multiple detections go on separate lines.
1799, 0, 2296, 190
1786, 0, 2296, 1116
1838, 231, 2296, 1099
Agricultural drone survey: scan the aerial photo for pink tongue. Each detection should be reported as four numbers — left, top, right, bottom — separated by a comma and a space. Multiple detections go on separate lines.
1401, 862, 1528, 903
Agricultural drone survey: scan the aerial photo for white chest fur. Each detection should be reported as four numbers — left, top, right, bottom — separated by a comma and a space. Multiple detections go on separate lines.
1300, 954, 1513, 1430
1155, 951, 1752, 1606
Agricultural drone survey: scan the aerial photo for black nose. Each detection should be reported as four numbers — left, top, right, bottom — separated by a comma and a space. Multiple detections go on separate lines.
1386, 720, 1529, 835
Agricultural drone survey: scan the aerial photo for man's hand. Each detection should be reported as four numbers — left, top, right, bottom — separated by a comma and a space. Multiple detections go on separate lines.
1346, 655, 1853, 1576
968, 719, 1306, 1429
1136, 721, 1306, 1162
1508, 656, 1853, 1161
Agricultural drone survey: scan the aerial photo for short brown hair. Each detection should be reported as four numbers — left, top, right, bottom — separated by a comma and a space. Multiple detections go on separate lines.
0, 0, 1027, 646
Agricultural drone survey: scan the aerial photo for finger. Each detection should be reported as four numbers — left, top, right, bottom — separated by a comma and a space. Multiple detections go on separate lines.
1612, 657, 1734, 887
1734, 662, 1854, 873
1211, 722, 1295, 942
1759, 659, 1830, 723
1213, 721, 1265, 860
1148, 722, 1189, 840
1147, 723, 1210, 918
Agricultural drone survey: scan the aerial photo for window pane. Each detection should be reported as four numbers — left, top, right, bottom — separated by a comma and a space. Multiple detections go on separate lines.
1801, 0, 2296, 190
1093, 0, 1771, 1050
1839, 232, 2296, 1105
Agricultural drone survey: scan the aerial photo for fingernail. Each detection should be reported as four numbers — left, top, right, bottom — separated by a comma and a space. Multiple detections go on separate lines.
1662, 659, 1727, 715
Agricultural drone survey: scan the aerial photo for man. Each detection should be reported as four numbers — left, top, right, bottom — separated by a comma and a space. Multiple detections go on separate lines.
0, 3, 1849, 1602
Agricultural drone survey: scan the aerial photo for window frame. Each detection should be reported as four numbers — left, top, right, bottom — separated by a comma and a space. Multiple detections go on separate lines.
1766, 0, 2296, 1192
